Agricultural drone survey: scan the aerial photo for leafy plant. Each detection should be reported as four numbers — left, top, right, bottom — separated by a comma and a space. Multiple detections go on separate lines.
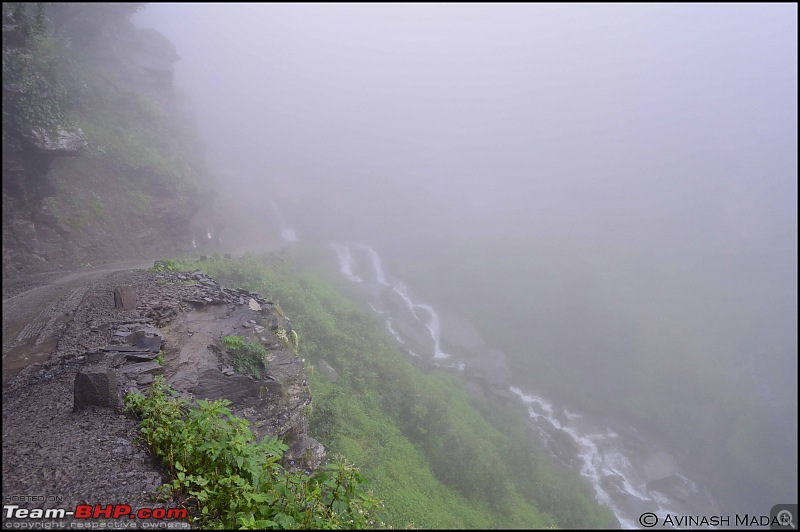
222, 334, 244, 351
124, 377, 383, 529
223, 335, 268, 379
275, 328, 290, 348
173, 252, 615, 528
151, 259, 180, 273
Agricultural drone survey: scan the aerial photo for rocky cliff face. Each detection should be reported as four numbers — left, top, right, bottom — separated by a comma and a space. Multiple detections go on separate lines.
2, 3, 210, 276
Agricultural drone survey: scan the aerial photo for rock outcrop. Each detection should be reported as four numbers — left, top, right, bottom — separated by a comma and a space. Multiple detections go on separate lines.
19, 126, 88, 158
71, 264, 325, 473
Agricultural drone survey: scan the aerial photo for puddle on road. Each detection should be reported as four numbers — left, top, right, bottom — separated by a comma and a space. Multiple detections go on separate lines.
2, 337, 60, 381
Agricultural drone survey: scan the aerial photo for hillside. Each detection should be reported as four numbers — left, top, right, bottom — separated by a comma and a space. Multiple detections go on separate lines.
2, 3, 217, 276
3, 4, 627, 529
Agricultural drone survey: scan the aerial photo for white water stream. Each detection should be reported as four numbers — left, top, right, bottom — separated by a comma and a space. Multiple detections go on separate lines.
329, 241, 719, 528
261, 205, 718, 528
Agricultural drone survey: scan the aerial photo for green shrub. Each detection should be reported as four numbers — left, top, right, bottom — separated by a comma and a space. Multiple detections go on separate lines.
125, 377, 383, 529
165, 251, 615, 528
223, 335, 268, 379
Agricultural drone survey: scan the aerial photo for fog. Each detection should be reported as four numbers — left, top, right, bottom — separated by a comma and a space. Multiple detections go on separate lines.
135, 2, 796, 521
135, 4, 795, 250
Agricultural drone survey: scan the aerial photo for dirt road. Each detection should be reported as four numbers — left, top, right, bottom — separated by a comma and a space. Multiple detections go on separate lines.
2, 260, 154, 380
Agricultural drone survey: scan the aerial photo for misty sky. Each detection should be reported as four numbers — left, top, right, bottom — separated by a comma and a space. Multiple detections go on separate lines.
133, 3, 797, 256
130, 4, 797, 514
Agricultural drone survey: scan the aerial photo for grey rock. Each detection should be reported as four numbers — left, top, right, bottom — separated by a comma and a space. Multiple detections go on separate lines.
283, 437, 326, 473
136, 374, 154, 386
183, 299, 210, 307
102, 345, 152, 352
126, 326, 163, 352
193, 370, 279, 406
113, 286, 136, 310
144, 472, 162, 491
74, 369, 122, 411
120, 362, 163, 378
646, 474, 697, 503
20, 125, 87, 156
641, 451, 678, 483
125, 352, 158, 363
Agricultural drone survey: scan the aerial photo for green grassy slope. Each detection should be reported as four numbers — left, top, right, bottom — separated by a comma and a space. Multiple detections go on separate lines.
172, 252, 615, 529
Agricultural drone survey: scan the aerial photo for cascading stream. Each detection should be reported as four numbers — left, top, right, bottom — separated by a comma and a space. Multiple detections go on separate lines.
329, 241, 719, 529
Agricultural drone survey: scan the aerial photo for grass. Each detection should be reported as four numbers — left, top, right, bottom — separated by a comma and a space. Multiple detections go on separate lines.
125, 377, 382, 529
168, 252, 616, 529
392, 234, 799, 512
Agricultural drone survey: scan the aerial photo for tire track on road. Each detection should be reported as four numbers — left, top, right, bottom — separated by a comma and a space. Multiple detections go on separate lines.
2, 260, 154, 380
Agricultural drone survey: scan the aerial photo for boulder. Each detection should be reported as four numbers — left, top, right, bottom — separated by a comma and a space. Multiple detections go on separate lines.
74, 368, 122, 411
283, 436, 325, 473
114, 285, 136, 309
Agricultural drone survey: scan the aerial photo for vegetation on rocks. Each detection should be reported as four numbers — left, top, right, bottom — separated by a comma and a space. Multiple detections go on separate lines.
223, 334, 269, 379
125, 377, 382, 529
164, 252, 616, 529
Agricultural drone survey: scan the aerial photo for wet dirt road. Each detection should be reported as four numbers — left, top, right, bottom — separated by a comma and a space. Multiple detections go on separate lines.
2, 260, 154, 380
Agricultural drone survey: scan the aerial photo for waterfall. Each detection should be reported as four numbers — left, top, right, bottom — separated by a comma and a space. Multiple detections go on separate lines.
360, 244, 390, 286
328, 241, 717, 529
330, 243, 451, 360
330, 243, 364, 283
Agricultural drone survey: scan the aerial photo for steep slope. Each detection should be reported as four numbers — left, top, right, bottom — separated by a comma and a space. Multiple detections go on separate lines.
2, 3, 218, 276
